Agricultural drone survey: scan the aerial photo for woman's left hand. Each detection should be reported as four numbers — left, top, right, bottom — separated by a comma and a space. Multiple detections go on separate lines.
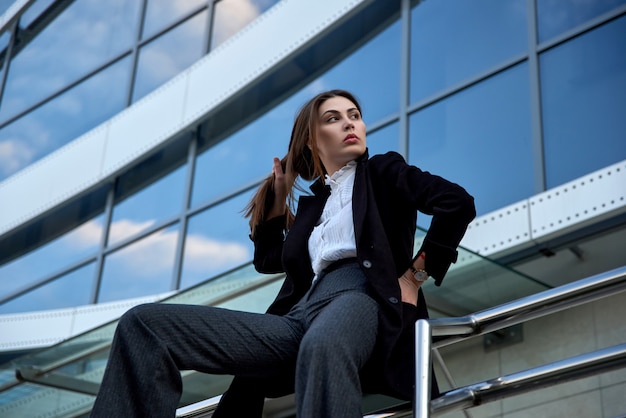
398, 272, 421, 306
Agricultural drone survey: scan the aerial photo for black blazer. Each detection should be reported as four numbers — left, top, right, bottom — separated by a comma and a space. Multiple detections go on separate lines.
214, 151, 475, 416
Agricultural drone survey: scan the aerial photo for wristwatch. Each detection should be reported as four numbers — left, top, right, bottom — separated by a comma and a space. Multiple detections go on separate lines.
409, 265, 429, 283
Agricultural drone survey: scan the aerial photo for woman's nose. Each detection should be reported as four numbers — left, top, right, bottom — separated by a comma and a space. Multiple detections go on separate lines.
344, 118, 354, 130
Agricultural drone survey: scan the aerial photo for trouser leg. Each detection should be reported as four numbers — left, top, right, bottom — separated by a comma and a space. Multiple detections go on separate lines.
90, 303, 302, 418
296, 266, 380, 418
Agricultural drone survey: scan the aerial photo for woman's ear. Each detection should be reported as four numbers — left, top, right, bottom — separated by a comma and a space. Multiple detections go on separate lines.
306, 138, 313, 150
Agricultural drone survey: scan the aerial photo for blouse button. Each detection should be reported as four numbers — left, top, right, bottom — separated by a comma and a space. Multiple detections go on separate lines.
388, 297, 398, 304
362, 260, 372, 268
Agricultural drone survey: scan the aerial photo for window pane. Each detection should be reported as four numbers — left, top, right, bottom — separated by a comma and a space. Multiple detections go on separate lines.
541, 16, 626, 188
180, 192, 254, 289
313, 19, 401, 123
537, 0, 626, 42
191, 93, 301, 207
0, 264, 95, 314
98, 225, 179, 302
1, 0, 140, 123
210, 0, 280, 49
409, 63, 534, 217
367, 122, 399, 157
143, 0, 207, 40
132, 11, 207, 103
0, 216, 103, 298
0, 57, 130, 181
18, 0, 56, 28
109, 165, 186, 246
410, 0, 527, 102
0, 0, 15, 17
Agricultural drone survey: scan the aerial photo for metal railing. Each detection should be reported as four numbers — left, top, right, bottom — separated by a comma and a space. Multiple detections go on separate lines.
415, 265, 626, 417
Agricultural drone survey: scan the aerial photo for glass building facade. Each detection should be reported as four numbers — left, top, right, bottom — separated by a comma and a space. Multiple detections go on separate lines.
0, 0, 625, 415
2, 0, 625, 314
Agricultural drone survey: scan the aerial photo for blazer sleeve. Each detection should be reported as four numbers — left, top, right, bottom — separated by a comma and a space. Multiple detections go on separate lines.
250, 214, 286, 273
372, 152, 476, 285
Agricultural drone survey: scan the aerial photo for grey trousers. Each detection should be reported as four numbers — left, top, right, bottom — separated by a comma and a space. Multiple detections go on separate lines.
90, 263, 380, 418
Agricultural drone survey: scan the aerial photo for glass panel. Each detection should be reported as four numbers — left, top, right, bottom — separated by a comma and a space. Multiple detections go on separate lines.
537, 0, 626, 42
410, 0, 527, 102
180, 192, 254, 289
1, 0, 140, 123
0, 0, 15, 17
0, 56, 130, 181
191, 93, 300, 207
541, 16, 626, 188
143, 0, 207, 40
18, 0, 56, 28
0, 216, 103, 299
210, 0, 280, 49
98, 224, 179, 303
132, 11, 207, 103
367, 121, 399, 157
109, 165, 186, 246
408, 63, 534, 218
0, 263, 95, 314
312, 19, 401, 123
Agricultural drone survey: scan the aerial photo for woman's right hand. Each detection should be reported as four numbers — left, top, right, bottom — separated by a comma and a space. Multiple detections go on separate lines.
267, 157, 287, 219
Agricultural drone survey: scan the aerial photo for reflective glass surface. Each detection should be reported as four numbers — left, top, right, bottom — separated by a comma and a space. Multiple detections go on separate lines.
18, 0, 56, 28
0, 263, 95, 314
409, 63, 534, 217
132, 11, 208, 103
0, 216, 103, 299
410, 0, 527, 102
98, 224, 179, 302
541, 15, 626, 188
0, 56, 131, 181
210, 0, 280, 49
1, 0, 140, 123
367, 122, 399, 157
0, 0, 14, 17
537, 0, 626, 42
143, 0, 207, 40
180, 192, 254, 289
109, 165, 186, 246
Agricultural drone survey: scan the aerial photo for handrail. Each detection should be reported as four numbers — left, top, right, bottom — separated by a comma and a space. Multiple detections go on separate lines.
429, 343, 626, 416
414, 265, 626, 417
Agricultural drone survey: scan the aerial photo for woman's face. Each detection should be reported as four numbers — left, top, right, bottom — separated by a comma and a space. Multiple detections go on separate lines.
314, 96, 367, 175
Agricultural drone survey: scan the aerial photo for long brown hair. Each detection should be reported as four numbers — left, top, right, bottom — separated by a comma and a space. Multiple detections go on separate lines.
244, 89, 362, 236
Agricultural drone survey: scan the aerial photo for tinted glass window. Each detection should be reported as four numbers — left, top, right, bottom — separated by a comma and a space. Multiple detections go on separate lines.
0, 216, 103, 298
0, 57, 130, 181
541, 16, 626, 187
537, 0, 626, 42
180, 192, 254, 289
109, 165, 186, 246
18, 0, 56, 28
410, 0, 527, 102
409, 63, 534, 217
0, 263, 95, 314
210, 0, 280, 49
1, 0, 140, 123
367, 122, 399, 157
98, 225, 179, 302
133, 11, 207, 103
143, 0, 207, 40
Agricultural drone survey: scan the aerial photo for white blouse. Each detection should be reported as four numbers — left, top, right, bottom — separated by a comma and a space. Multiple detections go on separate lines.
308, 161, 358, 280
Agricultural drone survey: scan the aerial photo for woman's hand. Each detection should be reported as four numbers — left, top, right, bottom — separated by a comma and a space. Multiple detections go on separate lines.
398, 272, 421, 306
266, 157, 287, 220
398, 253, 426, 306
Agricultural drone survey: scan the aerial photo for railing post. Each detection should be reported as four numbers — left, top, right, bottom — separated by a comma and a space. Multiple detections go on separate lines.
415, 318, 432, 418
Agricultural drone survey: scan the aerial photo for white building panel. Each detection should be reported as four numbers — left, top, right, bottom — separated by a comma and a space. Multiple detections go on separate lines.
530, 160, 626, 242
461, 200, 533, 257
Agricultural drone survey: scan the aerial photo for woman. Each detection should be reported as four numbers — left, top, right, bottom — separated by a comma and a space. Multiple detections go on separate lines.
90, 90, 475, 418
